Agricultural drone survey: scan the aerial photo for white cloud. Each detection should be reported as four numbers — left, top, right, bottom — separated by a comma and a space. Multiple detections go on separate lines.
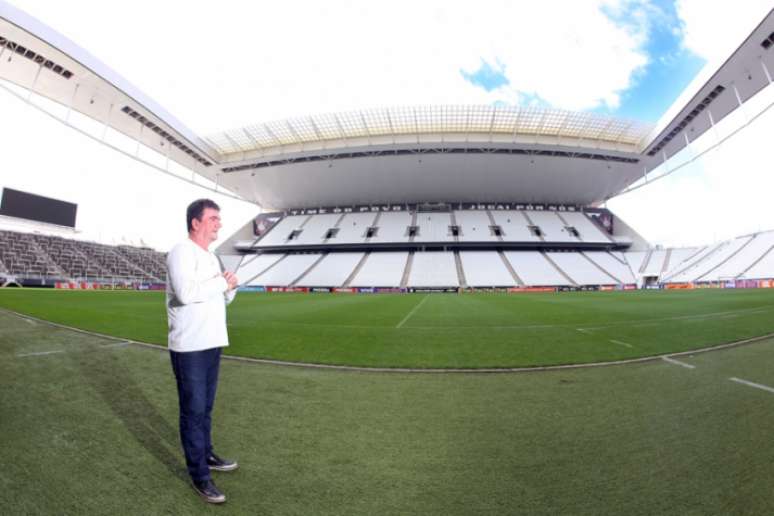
676, 0, 771, 61
11, 0, 653, 133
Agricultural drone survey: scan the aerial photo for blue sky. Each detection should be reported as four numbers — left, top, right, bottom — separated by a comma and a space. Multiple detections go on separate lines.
459, 0, 707, 123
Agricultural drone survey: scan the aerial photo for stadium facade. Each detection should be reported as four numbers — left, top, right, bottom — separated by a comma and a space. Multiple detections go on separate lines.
1, 2, 774, 291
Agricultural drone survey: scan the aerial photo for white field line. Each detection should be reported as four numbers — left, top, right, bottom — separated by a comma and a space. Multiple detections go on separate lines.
576, 328, 593, 335
16, 350, 65, 357
661, 356, 696, 369
729, 377, 774, 394
396, 295, 430, 329
100, 341, 130, 349
610, 339, 633, 348
15, 340, 130, 358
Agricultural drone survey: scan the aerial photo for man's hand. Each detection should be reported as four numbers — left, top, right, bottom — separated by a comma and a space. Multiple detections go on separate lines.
223, 271, 238, 291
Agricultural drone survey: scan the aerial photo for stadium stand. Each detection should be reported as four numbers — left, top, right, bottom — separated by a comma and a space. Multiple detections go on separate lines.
348, 252, 409, 287
291, 213, 341, 246
0, 229, 166, 283
584, 252, 636, 284
662, 244, 720, 281
669, 247, 704, 269
335, 212, 379, 244
525, 212, 579, 243
459, 251, 518, 286
546, 252, 619, 285
253, 214, 309, 247
623, 251, 647, 276
741, 243, 774, 279
640, 249, 667, 276
691, 236, 755, 281
235, 254, 285, 285
503, 251, 571, 286
414, 212, 453, 243
366, 211, 413, 244
219, 254, 246, 274
665, 238, 753, 283
296, 252, 365, 287
250, 253, 323, 286
489, 211, 542, 242
455, 211, 501, 243
694, 232, 773, 281
560, 212, 612, 243
408, 252, 459, 287
248, 209, 623, 248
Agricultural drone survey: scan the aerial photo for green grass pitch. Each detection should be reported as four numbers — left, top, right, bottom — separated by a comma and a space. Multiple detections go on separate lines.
1, 288, 774, 368
3, 288, 774, 514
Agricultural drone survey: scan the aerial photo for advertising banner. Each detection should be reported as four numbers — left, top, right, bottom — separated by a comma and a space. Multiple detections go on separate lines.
558, 285, 600, 292
357, 287, 376, 293
311, 287, 332, 293
238, 286, 266, 292
508, 287, 556, 293
408, 287, 459, 293
333, 288, 356, 293
665, 283, 694, 290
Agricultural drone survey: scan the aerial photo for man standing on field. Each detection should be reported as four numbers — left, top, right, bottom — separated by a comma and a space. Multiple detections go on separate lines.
166, 198, 239, 504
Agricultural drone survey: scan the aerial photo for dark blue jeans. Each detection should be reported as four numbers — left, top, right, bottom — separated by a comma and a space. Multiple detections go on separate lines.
170, 347, 222, 482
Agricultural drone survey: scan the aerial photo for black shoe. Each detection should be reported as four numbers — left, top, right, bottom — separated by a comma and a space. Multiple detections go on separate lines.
191, 479, 226, 504
207, 452, 239, 472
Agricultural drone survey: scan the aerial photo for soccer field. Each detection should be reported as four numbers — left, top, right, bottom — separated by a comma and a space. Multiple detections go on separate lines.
1, 288, 774, 368
3, 297, 774, 514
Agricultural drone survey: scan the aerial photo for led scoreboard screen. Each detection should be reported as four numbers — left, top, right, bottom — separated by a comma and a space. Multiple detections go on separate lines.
0, 188, 78, 228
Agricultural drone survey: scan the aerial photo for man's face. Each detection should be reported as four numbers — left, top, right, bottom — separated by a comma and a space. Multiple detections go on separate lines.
192, 207, 222, 243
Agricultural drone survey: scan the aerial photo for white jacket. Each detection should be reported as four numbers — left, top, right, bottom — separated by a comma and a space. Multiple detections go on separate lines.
166, 238, 236, 352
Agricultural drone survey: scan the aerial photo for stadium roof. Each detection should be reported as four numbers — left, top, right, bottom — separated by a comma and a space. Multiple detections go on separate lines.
1, 2, 773, 209
205, 106, 654, 159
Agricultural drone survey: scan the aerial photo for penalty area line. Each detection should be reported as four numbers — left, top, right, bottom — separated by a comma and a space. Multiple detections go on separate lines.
729, 377, 774, 394
610, 339, 633, 348
396, 295, 430, 329
661, 356, 696, 369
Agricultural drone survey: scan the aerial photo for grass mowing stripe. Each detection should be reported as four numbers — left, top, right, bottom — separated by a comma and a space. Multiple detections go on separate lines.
395, 294, 429, 328
729, 377, 774, 394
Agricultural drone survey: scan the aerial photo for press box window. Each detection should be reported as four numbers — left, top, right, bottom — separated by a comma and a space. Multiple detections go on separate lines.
407, 226, 419, 237
449, 225, 460, 237
565, 226, 580, 237
489, 225, 503, 237
287, 229, 302, 240
528, 225, 543, 237
365, 227, 378, 238
324, 228, 339, 239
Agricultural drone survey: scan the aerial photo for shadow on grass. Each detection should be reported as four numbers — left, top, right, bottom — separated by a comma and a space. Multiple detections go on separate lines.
75, 350, 188, 482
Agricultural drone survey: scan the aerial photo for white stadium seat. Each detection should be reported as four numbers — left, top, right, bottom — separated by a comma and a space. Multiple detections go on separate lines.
459, 251, 517, 286
408, 252, 459, 287
349, 252, 408, 287
296, 252, 365, 287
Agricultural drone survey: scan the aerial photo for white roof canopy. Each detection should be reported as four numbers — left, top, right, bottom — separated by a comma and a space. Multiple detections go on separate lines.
205, 106, 654, 160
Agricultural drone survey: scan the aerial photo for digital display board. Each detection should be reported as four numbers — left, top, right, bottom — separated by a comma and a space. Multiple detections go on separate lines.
0, 188, 78, 228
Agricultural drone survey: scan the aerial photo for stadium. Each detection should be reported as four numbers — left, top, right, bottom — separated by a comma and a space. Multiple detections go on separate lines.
2, 1, 774, 513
